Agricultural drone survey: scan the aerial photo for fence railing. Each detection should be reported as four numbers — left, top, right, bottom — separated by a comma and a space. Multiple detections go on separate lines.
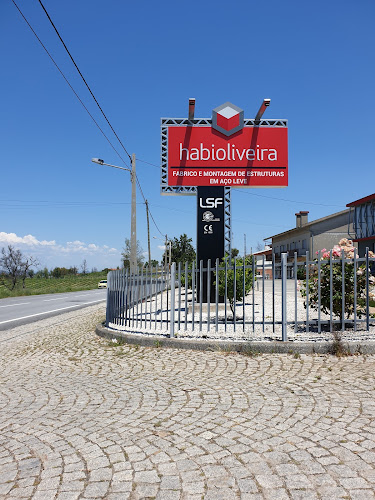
105, 250, 375, 341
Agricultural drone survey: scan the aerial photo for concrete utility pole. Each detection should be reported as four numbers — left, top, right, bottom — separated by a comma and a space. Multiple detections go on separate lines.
164, 234, 168, 271
130, 154, 137, 273
145, 200, 151, 266
91, 156, 137, 273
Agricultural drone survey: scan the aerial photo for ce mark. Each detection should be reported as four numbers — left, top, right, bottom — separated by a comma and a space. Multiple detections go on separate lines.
204, 224, 213, 234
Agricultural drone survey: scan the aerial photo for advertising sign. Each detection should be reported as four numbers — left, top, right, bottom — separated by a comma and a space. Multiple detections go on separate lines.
162, 102, 288, 190
197, 186, 225, 302
197, 186, 225, 260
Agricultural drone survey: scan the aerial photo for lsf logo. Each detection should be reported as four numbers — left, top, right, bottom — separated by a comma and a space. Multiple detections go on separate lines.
199, 197, 223, 209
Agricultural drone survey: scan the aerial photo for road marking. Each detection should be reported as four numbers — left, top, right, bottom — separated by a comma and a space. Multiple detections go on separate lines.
0, 299, 106, 325
0, 302, 31, 308
43, 292, 105, 302
43, 297, 67, 302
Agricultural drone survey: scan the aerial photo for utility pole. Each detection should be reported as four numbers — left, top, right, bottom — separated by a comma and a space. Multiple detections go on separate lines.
169, 238, 172, 270
145, 200, 151, 266
130, 153, 137, 273
164, 234, 168, 271
91, 156, 137, 272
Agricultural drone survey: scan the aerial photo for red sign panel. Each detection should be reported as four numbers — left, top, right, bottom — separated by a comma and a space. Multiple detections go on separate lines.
167, 126, 288, 187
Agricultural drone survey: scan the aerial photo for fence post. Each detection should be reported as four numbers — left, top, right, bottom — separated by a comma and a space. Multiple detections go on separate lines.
105, 272, 111, 327
170, 262, 176, 338
366, 247, 370, 331
281, 252, 287, 341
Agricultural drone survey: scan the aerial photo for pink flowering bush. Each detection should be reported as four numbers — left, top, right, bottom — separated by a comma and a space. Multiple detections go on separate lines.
300, 239, 375, 321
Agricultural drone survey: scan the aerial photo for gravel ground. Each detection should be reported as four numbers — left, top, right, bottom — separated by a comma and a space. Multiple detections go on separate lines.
1, 303, 375, 499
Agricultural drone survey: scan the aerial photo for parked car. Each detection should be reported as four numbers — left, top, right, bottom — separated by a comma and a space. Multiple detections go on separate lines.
98, 280, 107, 289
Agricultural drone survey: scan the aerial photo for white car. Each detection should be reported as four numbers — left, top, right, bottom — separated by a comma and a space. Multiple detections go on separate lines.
98, 280, 107, 289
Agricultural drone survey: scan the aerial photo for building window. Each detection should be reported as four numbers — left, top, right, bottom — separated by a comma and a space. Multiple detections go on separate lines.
354, 201, 375, 239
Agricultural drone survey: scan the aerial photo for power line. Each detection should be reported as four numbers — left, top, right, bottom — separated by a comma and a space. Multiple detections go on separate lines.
137, 158, 159, 169
10, 0, 130, 168
133, 155, 345, 209
36, 0, 166, 237
232, 188, 343, 208
37, 0, 132, 162
11, 0, 166, 238
0, 199, 142, 207
135, 176, 164, 236
151, 204, 290, 229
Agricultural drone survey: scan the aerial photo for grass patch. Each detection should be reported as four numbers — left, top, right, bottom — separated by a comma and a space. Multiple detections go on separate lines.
329, 332, 350, 357
240, 345, 261, 357
0, 272, 108, 298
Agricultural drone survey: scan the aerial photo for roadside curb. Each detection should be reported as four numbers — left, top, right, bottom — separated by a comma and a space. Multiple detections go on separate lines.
95, 324, 375, 355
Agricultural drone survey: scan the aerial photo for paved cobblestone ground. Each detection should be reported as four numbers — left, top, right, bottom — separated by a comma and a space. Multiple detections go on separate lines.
1, 304, 375, 499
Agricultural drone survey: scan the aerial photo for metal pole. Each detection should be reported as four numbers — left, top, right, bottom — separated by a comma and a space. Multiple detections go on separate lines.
164, 235, 168, 271
130, 153, 137, 273
170, 262, 176, 337
306, 251, 309, 333
294, 252, 297, 333
281, 252, 287, 341
145, 200, 151, 266
354, 248, 357, 331
318, 250, 321, 333
169, 241, 172, 271
342, 249, 345, 332
330, 250, 333, 332
366, 247, 370, 331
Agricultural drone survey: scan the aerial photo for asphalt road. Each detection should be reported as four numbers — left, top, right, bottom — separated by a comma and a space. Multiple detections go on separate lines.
0, 289, 107, 330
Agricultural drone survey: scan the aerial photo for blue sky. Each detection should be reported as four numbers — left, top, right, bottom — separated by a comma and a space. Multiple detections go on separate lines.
1, 0, 374, 271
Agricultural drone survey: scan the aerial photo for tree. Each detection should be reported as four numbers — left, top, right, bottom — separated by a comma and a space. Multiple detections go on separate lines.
215, 255, 254, 315
145, 259, 159, 268
0, 245, 38, 290
121, 238, 144, 269
81, 259, 88, 275
51, 267, 73, 278
167, 234, 196, 264
36, 267, 49, 279
230, 248, 240, 259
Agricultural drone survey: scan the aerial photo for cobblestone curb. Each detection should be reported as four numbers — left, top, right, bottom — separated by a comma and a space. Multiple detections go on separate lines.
96, 323, 375, 355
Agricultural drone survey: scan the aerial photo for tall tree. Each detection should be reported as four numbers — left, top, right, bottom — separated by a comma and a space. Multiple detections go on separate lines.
165, 234, 196, 264
81, 259, 88, 275
0, 245, 38, 290
121, 238, 145, 269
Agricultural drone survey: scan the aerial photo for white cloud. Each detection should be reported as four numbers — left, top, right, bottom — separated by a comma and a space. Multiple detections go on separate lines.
0, 232, 120, 269
67, 240, 85, 246
0, 232, 55, 247
157, 244, 166, 250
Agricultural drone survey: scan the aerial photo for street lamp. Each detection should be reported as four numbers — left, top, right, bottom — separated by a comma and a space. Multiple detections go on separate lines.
153, 235, 171, 271
92, 155, 137, 273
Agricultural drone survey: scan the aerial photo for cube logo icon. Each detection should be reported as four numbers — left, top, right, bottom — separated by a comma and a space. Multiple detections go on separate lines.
212, 102, 244, 136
